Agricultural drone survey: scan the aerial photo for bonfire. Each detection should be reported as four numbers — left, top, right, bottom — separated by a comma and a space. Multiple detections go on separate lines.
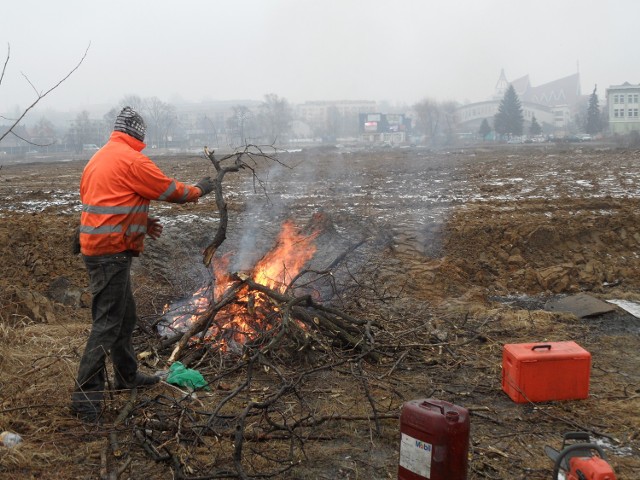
160, 220, 320, 353
160, 147, 378, 365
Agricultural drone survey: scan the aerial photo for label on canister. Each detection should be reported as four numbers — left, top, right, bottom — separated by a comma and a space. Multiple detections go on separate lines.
399, 432, 432, 478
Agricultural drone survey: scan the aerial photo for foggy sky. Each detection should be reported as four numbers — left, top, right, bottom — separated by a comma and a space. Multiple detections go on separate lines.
1, 0, 637, 115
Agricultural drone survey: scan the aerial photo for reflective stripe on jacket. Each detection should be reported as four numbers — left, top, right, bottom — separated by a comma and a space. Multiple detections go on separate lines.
79, 131, 201, 256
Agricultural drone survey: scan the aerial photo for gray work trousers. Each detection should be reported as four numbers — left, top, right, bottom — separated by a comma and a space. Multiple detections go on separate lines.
71, 251, 139, 415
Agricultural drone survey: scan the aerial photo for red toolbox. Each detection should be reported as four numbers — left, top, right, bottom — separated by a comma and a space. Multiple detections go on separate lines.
502, 341, 591, 403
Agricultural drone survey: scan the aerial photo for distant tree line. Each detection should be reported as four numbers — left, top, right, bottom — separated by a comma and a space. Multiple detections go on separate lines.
0, 42, 296, 153
1, 92, 296, 154
226, 94, 293, 146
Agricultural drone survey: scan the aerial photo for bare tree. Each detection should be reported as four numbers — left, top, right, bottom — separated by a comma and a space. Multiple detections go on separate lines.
119, 95, 144, 113
325, 105, 341, 140
413, 99, 459, 146
226, 105, 254, 146
102, 107, 120, 141
412, 98, 441, 145
196, 115, 220, 149
0, 43, 89, 145
103, 96, 176, 148
143, 96, 176, 148
440, 100, 459, 144
257, 93, 292, 143
65, 111, 102, 153
30, 117, 57, 146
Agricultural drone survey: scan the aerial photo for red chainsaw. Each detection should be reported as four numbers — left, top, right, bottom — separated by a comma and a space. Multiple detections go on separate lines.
544, 432, 617, 480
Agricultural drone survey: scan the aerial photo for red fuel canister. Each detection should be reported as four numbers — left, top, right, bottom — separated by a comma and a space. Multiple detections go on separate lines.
398, 398, 470, 480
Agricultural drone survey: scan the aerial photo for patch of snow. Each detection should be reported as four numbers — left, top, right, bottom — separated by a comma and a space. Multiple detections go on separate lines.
606, 299, 640, 319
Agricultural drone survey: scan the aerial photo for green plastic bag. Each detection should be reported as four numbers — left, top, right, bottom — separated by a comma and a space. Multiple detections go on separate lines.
166, 361, 210, 391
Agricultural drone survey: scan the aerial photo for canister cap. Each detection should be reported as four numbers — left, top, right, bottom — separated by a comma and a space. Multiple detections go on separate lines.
446, 411, 460, 422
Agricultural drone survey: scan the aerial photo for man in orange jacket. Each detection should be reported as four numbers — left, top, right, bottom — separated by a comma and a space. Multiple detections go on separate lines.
71, 106, 215, 423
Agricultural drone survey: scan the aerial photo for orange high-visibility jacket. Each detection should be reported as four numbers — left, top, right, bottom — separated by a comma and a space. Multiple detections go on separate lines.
79, 131, 201, 256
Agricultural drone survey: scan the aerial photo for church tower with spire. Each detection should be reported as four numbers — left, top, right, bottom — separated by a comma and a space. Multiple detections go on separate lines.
494, 68, 509, 99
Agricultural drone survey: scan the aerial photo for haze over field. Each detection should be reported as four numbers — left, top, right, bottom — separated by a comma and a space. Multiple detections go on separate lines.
0, 0, 638, 114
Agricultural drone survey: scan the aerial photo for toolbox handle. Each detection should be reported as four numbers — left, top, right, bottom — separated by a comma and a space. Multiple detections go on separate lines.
531, 344, 552, 351
420, 400, 445, 415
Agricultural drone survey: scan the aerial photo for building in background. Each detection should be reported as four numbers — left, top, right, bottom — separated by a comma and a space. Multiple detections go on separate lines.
358, 113, 410, 144
607, 82, 640, 134
456, 69, 584, 134
296, 100, 377, 140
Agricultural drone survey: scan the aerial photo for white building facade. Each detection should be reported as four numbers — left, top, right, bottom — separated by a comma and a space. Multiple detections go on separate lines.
607, 82, 640, 134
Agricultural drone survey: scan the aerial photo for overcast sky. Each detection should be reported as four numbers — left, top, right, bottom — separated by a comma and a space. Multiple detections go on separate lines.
0, 0, 637, 115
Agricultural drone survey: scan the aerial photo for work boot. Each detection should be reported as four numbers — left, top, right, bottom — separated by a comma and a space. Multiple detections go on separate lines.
71, 389, 104, 424
114, 372, 160, 390
70, 404, 102, 425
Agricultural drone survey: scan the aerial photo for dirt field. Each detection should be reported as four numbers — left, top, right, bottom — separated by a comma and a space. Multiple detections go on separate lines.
0, 144, 639, 479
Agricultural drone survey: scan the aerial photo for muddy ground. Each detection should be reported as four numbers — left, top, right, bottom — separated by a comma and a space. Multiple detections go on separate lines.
0, 144, 639, 479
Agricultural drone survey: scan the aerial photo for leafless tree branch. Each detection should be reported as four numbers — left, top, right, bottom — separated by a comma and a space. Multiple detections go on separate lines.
8, 129, 55, 147
0, 42, 90, 144
201, 144, 288, 266
0, 43, 9, 88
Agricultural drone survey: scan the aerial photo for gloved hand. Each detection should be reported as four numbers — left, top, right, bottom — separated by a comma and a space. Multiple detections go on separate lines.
147, 217, 163, 239
195, 176, 215, 196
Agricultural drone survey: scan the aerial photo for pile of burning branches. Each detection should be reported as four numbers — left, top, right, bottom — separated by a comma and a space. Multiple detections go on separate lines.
159, 145, 381, 366
96, 146, 401, 479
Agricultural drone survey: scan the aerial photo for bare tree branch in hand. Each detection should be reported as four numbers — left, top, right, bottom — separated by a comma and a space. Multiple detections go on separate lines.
202, 144, 286, 266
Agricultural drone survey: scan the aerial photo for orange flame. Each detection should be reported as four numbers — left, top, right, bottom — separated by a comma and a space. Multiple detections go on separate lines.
251, 220, 318, 291
163, 220, 320, 351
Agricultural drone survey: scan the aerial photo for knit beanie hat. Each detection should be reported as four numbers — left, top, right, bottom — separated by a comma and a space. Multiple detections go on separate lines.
114, 106, 146, 141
